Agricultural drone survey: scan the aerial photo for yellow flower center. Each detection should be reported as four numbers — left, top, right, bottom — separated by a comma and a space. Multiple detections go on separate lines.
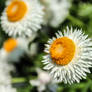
50, 37, 76, 66
4, 38, 17, 52
6, 0, 28, 22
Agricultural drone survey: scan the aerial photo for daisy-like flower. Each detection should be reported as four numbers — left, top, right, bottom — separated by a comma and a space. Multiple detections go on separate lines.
1, 38, 29, 62
42, 27, 92, 84
40, 0, 71, 27
1, 0, 44, 37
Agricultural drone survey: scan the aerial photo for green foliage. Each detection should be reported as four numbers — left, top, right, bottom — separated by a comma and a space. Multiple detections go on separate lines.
0, 0, 92, 92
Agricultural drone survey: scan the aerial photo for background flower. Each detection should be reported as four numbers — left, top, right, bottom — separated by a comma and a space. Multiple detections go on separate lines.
0, 49, 17, 92
40, 0, 71, 27
30, 68, 57, 92
0, 0, 92, 92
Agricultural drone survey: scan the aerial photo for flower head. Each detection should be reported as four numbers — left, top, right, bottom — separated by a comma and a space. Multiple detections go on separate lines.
40, 0, 71, 27
1, 37, 28, 62
1, 0, 44, 37
50, 37, 76, 65
42, 27, 92, 84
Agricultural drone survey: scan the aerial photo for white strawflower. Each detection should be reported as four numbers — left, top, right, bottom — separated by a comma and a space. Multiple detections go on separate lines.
40, 0, 71, 27
42, 27, 92, 84
1, 38, 29, 62
1, 0, 44, 37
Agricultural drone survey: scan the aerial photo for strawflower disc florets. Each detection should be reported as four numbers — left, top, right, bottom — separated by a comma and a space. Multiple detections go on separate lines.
50, 37, 76, 66
6, 0, 28, 22
1, 0, 44, 37
3, 38, 18, 52
42, 27, 92, 84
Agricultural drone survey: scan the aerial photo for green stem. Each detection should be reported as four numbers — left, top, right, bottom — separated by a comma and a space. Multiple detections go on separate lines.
12, 77, 27, 84
67, 14, 85, 26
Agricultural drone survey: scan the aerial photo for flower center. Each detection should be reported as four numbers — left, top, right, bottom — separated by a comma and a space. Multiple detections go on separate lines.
4, 38, 17, 52
50, 37, 76, 65
6, 0, 27, 22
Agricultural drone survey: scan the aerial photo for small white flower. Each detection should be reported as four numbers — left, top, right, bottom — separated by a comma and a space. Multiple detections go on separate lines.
1, 0, 44, 37
40, 0, 71, 27
42, 27, 92, 84
30, 68, 52, 92
1, 38, 29, 62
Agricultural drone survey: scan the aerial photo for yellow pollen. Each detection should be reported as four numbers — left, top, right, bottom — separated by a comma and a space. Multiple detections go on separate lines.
4, 38, 17, 52
6, 0, 27, 22
50, 37, 76, 66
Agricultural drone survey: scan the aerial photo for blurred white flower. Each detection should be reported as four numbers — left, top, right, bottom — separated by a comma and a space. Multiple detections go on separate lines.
0, 62, 13, 85
0, 50, 16, 92
1, 0, 44, 38
1, 38, 29, 62
42, 27, 92, 84
30, 68, 53, 92
40, 0, 71, 27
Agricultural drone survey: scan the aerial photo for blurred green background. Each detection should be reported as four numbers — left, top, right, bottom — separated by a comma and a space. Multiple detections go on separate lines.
1, 0, 92, 92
